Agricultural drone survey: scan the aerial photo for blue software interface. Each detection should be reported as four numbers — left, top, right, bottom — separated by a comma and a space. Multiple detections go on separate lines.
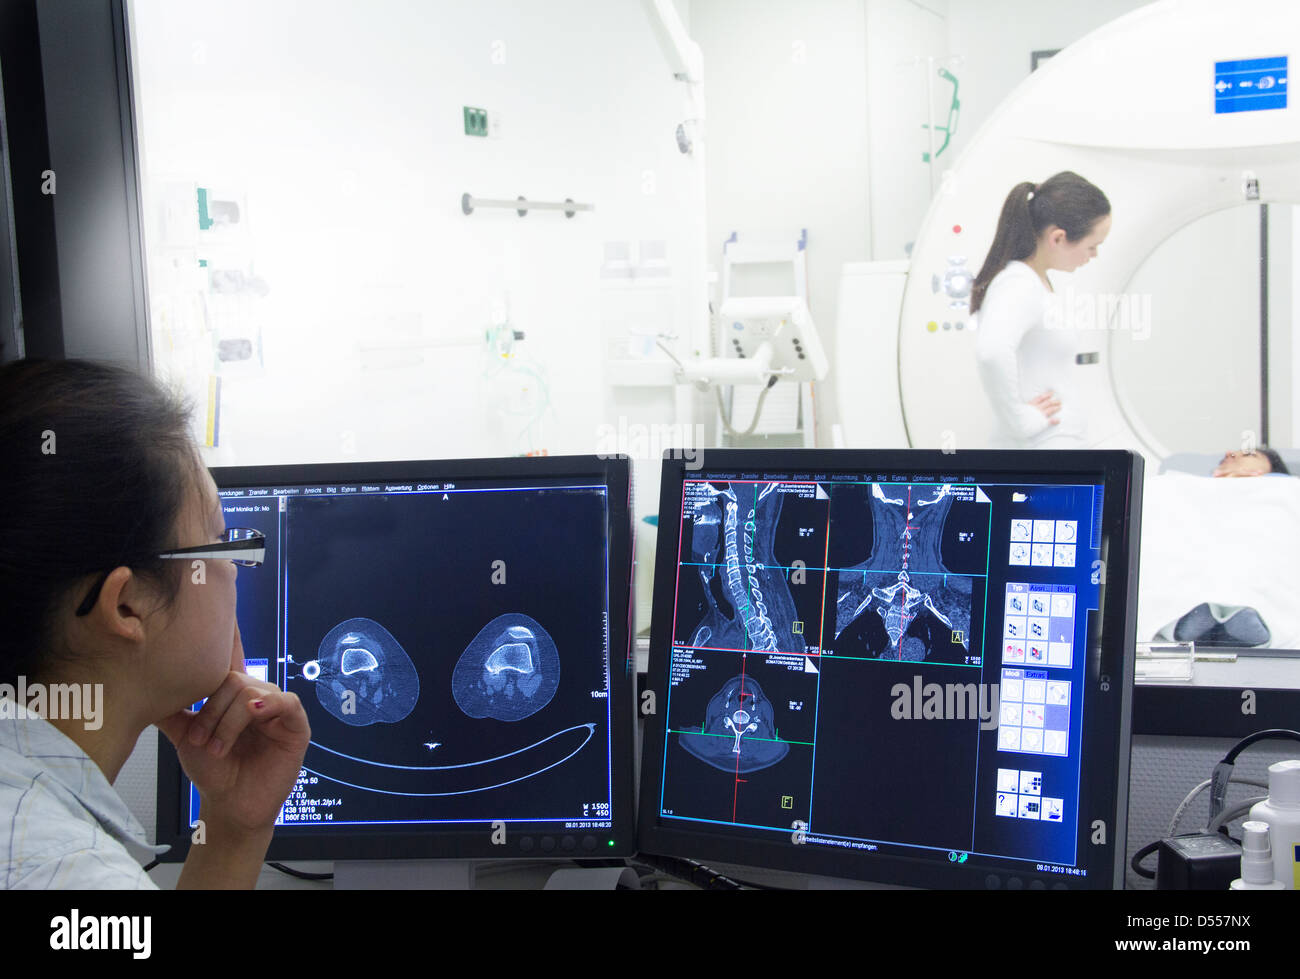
191, 475, 616, 837
657, 467, 1104, 877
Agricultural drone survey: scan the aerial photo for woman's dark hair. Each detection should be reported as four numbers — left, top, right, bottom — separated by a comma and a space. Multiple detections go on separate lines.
0, 359, 197, 682
970, 171, 1111, 314
1260, 447, 1290, 476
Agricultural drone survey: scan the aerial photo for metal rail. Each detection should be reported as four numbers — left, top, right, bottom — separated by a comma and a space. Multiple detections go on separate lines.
460, 193, 594, 218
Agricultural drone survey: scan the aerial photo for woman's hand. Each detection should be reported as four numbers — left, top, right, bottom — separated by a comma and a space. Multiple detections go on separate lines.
1029, 390, 1062, 425
156, 622, 310, 837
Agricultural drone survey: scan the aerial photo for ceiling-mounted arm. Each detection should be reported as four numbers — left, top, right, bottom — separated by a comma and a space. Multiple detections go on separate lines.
641, 0, 703, 83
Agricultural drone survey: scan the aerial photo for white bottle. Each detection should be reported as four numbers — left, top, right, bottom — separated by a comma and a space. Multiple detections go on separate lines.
1248, 759, 1300, 890
1230, 821, 1285, 889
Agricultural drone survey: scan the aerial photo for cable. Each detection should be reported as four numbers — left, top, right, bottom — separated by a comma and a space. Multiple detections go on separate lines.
1134, 728, 1300, 881
716, 375, 779, 438
1209, 728, 1300, 825
481, 333, 553, 454
634, 852, 741, 889
1168, 776, 1269, 837
1134, 796, 1266, 879
1208, 797, 1268, 836
663, 334, 780, 439
1130, 841, 1162, 880
267, 861, 334, 881
1223, 728, 1300, 765
145, 858, 333, 881
633, 852, 782, 890
654, 338, 686, 370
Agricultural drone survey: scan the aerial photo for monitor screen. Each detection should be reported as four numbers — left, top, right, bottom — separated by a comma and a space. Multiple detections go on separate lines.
157, 455, 635, 862
638, 449, 1142, 889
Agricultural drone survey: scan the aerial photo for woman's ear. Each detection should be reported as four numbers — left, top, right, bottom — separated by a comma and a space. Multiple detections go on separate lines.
86, 566, 148, 643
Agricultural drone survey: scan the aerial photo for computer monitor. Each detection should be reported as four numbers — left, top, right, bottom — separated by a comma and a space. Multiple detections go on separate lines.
637, 449, 1142, 889
157, 455, 635, 865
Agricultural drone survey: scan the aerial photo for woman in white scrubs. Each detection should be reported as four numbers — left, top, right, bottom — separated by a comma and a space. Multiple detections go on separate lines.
970, 171, 1111, 448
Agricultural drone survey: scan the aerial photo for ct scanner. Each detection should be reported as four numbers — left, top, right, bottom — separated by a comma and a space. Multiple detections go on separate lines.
836, 0, 1300, 464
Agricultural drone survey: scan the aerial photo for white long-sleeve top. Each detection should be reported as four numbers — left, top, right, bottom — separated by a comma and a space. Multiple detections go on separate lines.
973, 260, 1085, 448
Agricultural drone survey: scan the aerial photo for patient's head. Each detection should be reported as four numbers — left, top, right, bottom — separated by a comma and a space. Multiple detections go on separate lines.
1213, 447, 1290, 478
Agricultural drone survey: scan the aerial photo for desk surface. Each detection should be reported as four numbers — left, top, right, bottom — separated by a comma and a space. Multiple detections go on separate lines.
1171, 651, 1300, 688
1134, 650, 1300, 737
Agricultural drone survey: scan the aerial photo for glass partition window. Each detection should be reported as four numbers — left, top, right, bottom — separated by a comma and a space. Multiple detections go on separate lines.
128, 0, 702, 466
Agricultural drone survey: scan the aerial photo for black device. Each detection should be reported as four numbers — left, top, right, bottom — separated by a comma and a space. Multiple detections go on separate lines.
157, 454, 635, 863
1155, 834, 1242, 890
637, 448, 1143, 889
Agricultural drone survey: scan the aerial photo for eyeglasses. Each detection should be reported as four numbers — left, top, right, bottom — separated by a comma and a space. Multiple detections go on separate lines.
74, 528, 265, 617
157, 527, 266, 566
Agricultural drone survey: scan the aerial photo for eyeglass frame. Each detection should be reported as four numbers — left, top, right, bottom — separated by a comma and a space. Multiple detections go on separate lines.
74, 528, 265, 617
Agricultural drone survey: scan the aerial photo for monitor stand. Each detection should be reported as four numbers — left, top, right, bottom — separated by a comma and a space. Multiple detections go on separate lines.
333, 859, 476, 890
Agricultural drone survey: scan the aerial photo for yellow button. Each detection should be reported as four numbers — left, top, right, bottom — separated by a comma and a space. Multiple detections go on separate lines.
926, 321, 938, 333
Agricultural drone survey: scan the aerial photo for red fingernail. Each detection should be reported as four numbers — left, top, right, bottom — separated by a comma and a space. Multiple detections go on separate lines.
251, 699, 265, 709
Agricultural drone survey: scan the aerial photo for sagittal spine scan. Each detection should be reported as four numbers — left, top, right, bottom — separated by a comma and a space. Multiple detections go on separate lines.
453, 613, 560, 721
308, 617, 421, 726
678, 675, 790, 773
689, 482, 804, 654
834, 483, 972, 660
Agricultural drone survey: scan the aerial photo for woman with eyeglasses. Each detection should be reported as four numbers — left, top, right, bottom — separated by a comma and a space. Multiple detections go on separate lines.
0, 358, 309, 888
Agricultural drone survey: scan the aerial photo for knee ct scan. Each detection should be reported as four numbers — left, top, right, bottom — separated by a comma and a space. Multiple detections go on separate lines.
216, 476, 616, 831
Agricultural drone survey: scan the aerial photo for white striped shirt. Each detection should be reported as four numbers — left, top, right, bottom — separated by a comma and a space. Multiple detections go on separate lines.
0, 711, 167, 888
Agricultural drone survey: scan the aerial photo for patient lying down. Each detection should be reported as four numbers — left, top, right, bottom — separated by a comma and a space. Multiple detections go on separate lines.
1140, 453, 1300, 648
1213, 447, 1290, 478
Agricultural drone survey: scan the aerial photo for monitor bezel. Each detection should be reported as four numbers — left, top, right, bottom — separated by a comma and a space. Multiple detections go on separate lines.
156, 454, 636, 863
636, 448, 1142, 889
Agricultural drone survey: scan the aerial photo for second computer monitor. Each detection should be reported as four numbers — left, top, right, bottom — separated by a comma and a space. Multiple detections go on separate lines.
638, 449, 1142, 889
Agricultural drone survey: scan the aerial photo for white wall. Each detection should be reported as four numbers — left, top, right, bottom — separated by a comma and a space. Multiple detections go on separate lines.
690, 0, 872, 446
943, 0, 1153, 166
866, 0, 949, 261
131, 0, 704, 465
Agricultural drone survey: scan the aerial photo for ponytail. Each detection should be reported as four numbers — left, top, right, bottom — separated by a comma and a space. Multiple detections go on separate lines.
970, 171, 1110, 314
970, 181, 1036, 314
